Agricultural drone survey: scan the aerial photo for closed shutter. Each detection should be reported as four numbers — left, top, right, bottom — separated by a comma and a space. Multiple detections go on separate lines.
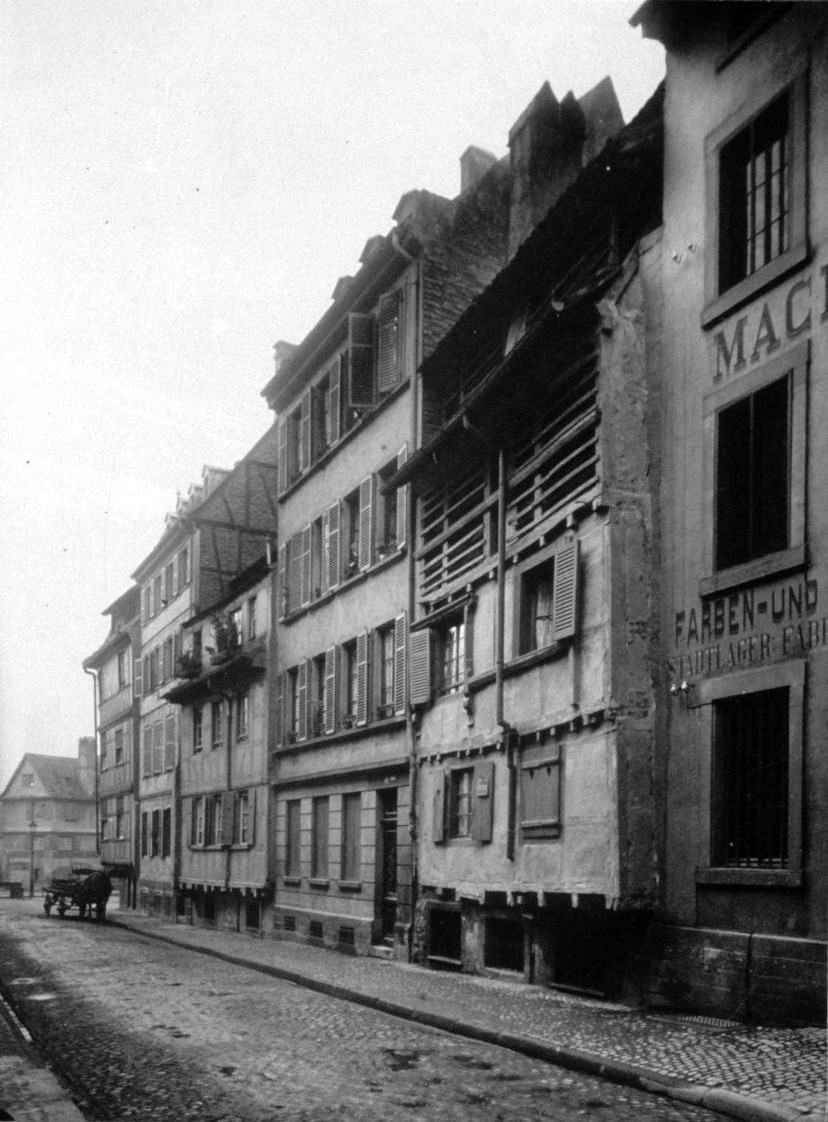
393, 612, 407, 716
324, 646, 337, 733
277, 416, 288, 494
152, 721, 163, 773
297, 661, 308, 742
329, 358, 342, 444
301, 524, 312, 606
300, 389, 312, 471
142, 727, 152, 777
355, 632, 369, 726
471, 760, 495, 843
377, 289, 402, 393
358, 475, 373, 570
133, 658, 143, 698
275, 673, 284, 747
348, 312, 375, 408
164, 713, 176, 770
327, 501, 341, 590
290, 532, 303, 614
396, 444, 408, 550
409, 628, 432, 707
278, 542, 289, 617
553, 539, 580, 642
433, 769, 446, 844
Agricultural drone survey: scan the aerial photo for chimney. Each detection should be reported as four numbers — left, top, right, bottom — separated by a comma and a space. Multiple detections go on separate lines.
460, 146, 498, 193
508, 82, 586, 259
272, 339, 298, 380
77, 736, 96, 795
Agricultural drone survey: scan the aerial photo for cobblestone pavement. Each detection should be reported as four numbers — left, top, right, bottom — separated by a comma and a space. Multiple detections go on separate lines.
0, 901, 719, 1122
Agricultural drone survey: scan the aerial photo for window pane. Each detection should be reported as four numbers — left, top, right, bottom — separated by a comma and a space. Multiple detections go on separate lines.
311, 796, 329, 878
341, 793, 361, 881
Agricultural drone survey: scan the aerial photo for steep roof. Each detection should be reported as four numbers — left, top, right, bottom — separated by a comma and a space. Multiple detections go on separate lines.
1, 753, 93, 801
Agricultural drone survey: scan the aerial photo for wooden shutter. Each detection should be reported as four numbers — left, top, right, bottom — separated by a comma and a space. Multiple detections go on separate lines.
290, 532, 303, 615
300, 389, 312, 471
358, 475, 373, 570
297, 661, 308, 742
348, 312, 375, 408
433, 769, 446, 844
324, 646, 337, 733
553, 539, 580, 642
277, 416, 288, 494
329, 358, 342, 444
164, 713, 176, 770
275, 673, 284, 747
301, 524, 312, 606
393, 612, 407, 716
327, 501, 341, 590
355, 632, 369, 726
222, 795, 235, 848
248, 788, 256, 846
409, 628, 432, 707
396, 444, 408, 550
133, 658, 143, 698
320, 509, 330, 597
377, 290, 402, 393
471, 760, 495, 843
278, 542, 289, 617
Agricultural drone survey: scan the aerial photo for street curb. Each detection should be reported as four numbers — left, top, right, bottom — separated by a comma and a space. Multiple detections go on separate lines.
111, 918, 813, 1122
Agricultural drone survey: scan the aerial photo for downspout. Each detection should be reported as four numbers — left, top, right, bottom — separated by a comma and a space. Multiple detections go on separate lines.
83, 665, 101, 855
494, 446, 517, 861
222, 692, 234, 895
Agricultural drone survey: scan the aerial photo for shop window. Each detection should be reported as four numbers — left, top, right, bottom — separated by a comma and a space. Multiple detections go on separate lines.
427, 906, 462, 967
703, 74, 807, 325
712, 688, 789, 868
285, 799, 301, 877
485, 916, 524, 973
520, 741, 562, 841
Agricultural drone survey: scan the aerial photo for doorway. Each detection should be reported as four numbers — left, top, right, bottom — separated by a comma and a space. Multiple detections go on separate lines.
376, 788, 398, 943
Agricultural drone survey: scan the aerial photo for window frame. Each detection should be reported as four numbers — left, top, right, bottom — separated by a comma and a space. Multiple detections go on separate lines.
285, 798, 301, 878
448, 767, 473, 839
701, 341, 807, 596
694, 661, 804, 887
311, 795, 330, 880
340, 792, 362, 883
702, 70, 807, 328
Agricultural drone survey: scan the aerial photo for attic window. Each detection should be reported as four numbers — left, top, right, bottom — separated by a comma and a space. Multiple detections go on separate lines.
22, 773, 34, 787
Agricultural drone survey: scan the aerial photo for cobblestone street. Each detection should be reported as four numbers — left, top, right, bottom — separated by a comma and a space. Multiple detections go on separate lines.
0, 903, 720, 1122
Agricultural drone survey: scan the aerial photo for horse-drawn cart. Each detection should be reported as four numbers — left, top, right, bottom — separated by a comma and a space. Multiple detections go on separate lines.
43, 864, 112, 921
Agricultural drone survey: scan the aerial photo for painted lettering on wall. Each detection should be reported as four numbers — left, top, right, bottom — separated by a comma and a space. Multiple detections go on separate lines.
670, 578, 824, 679
714, 264, 828, 381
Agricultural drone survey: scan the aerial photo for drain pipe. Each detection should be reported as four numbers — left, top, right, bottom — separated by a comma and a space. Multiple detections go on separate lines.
83, 665, 101, 855
493, 447, 517, 861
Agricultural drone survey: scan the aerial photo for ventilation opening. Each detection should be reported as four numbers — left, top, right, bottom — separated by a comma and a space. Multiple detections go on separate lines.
282, 914, 296, 932
485, 916, 524, 973
338, 925, 355, 947
309, 919, 324, 939
427, 907, 462, 969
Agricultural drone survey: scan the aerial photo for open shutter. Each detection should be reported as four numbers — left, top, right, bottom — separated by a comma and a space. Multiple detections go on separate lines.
377, 289, 402, 393
300, 388, 312, 471
409, 628, 432, 707
297, 661, 308, 742
329, 358, 342, 444
164, 713, 176, 770
275, 673, 284, 747
277, 416, 288, 494
433, 769, 446, 844
290, 532, 303, 614
348, 312, 375, 408
249, 789, 256, 846
133, 658, 143, 698
323, 646, 337, 733
355, 631, 369, 726
471, 760, 495, 843
222, 794, 235, 848
278, 542, 289, 617
358, 475, 373, 570
393, 612, 407, 716
553, 539, 580, 642
327, 501, 341, 590
301, 524, 312, 607
320, 509, 330, 597
396, 444, 408, 550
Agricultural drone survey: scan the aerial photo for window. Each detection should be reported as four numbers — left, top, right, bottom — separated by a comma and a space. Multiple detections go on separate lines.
161, 807, 172, 857
713, 688, 790, 868
437, 618, 466, 695
192, 797, 205, 847
285, 799, 301, 877
704, 74, 806, 325
716, 376, 788, 571
178, 544, 190, 591
117, 650, 127, 689
164, 562, 174, 604
521, 558, 554, 652
143, 585, 152, 622
237, 791, 250, 845
341, 793, 361, 882
311, 796, 329, 879
100, 813, 109, 841
311, 655, 326, 737
702, 343, 806, 594
236, 692, 250, 741
377, 624, 395, 719
152, 719, 163, 773
514, 540, 580, 656
162, 637, 173, 682
228, 607, 242, 649
21, 772, 34, 787
142, 725, 152, 777
151, 809, 161, 857
205, 793, 224, 846
115, 796, 125, 839
520, 741, 562, 840
211, 700, 224, 749
164, 713, 176, 770
344, 488, 360, 578
448, 769, 472, 838
153, 574, 163, 615
193, 707, 203, 753
192, 628, 202, 664
343, 641, 358, 725
114, 727, 124, 765
141, 811, 148, 857
285, 668, 299, 742
100, 732, 108, 771
247, 596, 257, 640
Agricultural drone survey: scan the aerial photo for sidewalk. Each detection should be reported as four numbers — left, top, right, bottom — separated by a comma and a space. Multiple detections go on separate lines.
111, 910, 827, 1122
0, 987, 85, 1122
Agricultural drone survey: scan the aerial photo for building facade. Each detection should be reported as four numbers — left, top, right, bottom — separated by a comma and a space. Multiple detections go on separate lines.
83, 585, 142, 906
634, 0, 827, 1023
0, 740, 98, 891
391, 89, 663, 998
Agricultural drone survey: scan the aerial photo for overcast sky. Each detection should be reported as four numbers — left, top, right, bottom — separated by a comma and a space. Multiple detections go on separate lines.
0, 0, 664, 790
